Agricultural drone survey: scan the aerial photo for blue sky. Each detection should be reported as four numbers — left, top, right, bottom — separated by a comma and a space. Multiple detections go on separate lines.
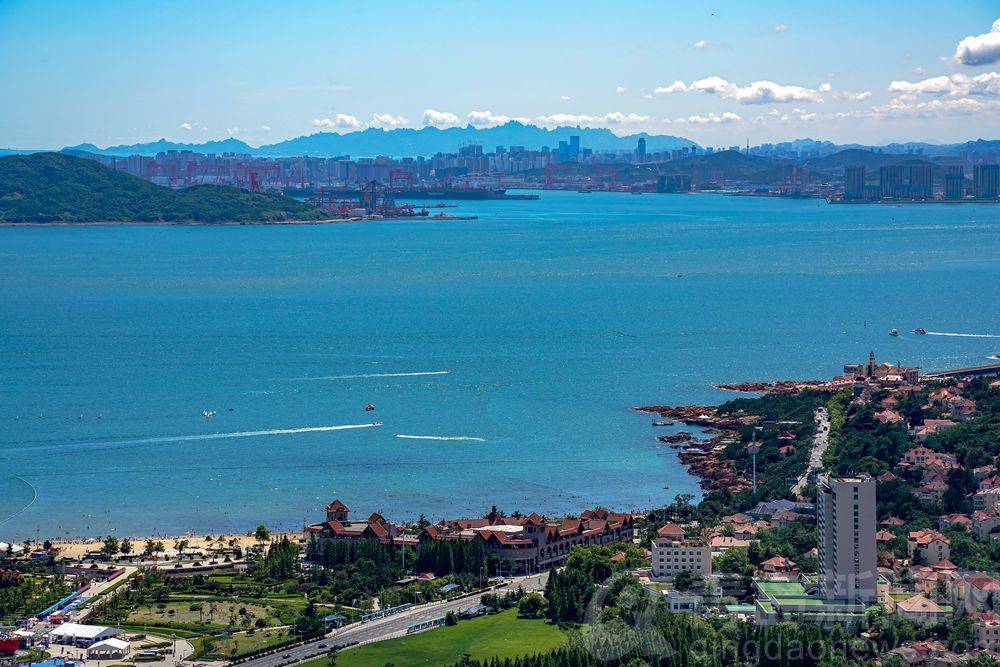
1, 0, 998, 148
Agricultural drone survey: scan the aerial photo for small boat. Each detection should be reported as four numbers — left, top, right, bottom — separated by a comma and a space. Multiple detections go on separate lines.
889, 329, 900, 337
365, 404, 375, 412
913, 328, 927, 335
652, 420, 675, 426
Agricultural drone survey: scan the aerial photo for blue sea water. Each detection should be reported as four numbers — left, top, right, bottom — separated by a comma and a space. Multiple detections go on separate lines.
1, 191, 999, 540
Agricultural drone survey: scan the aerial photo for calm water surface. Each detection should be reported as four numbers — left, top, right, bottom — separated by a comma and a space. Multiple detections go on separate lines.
1, 191, 999, 539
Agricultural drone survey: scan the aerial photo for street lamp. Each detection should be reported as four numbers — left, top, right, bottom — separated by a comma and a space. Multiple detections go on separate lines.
747, 428, 762, 496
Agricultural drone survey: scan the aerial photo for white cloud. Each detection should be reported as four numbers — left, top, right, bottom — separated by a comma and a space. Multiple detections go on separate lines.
654, 76, 824, 104
654, 80, 688, 94
370, 113, 408, 128
642, 93, 653, 99
693, 39, 709, 49
955, 18, 1000, 66
261, 125, 271, 132
685, 111, 742, 124
852, 91, 872, 101
560, 95, 571, 101
179, 122, 193, 131
534, 112, 650, 128
421, 108, 461, 127
312, 114, 361, 130
888, 72, 1000, 98
875, 96, 998, 118
819, 82, 833, 93
616, 85, 626, 93
798, 112, 817, 121
773, 23, 788, 32
226, 126, 241, 136
466, 110, 529, 127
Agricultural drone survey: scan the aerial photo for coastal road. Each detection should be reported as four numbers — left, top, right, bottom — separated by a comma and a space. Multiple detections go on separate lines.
231, 572, 549, 667
791, 406, 829, 495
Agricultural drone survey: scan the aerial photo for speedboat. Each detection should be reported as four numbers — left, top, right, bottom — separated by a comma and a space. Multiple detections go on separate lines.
913, 328, 927, 334
889, 329, 900, 337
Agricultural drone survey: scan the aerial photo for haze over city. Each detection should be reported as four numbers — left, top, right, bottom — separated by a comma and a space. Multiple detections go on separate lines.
1, 0, 999, 149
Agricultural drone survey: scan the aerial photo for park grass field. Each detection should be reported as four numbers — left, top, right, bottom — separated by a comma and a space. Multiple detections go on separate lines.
207, 628, 293, 658
127, 599, 281, 630
307, 609, 572, 667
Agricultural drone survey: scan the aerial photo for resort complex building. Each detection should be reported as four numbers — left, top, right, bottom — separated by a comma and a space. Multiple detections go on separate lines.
304, 500, 634, 574
423, 506, 635, 573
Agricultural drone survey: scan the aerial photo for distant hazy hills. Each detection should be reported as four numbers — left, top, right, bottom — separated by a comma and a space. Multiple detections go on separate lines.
61, 122, 698, 158
0, 153, 327, 223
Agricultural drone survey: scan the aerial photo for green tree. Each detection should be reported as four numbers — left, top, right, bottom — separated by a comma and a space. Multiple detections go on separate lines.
102, 536, 120, 560
517, 592, 547, 619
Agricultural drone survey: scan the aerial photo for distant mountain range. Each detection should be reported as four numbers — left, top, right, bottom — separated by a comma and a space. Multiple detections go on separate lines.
1, 125, 997, 162
57, 123, 697, 158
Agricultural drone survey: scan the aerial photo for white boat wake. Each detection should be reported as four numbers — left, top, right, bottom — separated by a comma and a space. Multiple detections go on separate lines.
12, 423, 381, 454
300, 371, 451, 380
394, 434, 486, 442
924, 331, 1000, 339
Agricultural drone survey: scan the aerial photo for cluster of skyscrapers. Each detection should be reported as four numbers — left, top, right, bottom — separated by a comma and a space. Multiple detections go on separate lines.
843, 163, 999, 201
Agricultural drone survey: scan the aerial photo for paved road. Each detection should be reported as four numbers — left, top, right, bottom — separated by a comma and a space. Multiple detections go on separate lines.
792, 406, 829, 495
232, 572, 549, 667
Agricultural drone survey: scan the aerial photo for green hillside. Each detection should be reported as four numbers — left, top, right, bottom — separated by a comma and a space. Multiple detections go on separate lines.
0, 152, 328, 223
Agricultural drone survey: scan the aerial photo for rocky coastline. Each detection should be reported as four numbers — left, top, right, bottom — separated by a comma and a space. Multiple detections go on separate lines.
635, 404, 756, 494
715, 379, 824, 393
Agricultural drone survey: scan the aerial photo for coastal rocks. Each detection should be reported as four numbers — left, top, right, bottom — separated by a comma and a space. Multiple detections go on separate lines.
716, 380, 824, 394
635, 404, 751, 494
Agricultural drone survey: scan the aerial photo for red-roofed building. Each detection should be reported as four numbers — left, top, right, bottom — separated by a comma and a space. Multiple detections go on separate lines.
939, 514, 972, 532
908, 529, 951, 565
974, 611, 1000, 650
421, 505, 635, 573
875, 409, 905, 425
656, 523, 685, 540
951, 572, 1000, 614
974, 511, 1000, 540
304, 499, 403, 550
876, 530, 897, 543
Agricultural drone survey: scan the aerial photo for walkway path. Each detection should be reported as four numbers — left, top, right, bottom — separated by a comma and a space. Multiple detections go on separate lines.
792, 406, 829, 495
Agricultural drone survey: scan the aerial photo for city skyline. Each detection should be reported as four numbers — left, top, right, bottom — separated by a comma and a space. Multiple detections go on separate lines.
1, 1, 999, 149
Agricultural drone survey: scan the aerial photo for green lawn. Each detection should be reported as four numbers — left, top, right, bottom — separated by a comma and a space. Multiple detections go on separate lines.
207, 628, 293, 659
311, 609, 572, 667
127, 599, 280, 630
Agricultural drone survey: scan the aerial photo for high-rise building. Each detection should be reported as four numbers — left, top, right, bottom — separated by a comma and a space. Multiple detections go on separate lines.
945, 166, 965, 200
569, 135, 580, 160
844, 165, 865, 200
974, 164, 1000, 199
637, 137, 646, 161
879, 165, 904, 199
908, 164, 933, 200
817, 474, 877, 604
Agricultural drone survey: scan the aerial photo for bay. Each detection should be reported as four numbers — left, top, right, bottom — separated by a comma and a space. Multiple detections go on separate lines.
1, 191, 998, 540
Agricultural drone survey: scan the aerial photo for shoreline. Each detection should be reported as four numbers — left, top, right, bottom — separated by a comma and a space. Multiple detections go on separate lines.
634, 404, 752, 494
0, 217, 425, 227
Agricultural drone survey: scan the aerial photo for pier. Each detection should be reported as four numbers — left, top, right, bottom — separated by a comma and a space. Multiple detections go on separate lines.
922, 362, 1000, 379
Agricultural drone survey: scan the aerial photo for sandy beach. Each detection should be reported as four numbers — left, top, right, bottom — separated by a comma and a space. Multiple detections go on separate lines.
51, 531, 300, 560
